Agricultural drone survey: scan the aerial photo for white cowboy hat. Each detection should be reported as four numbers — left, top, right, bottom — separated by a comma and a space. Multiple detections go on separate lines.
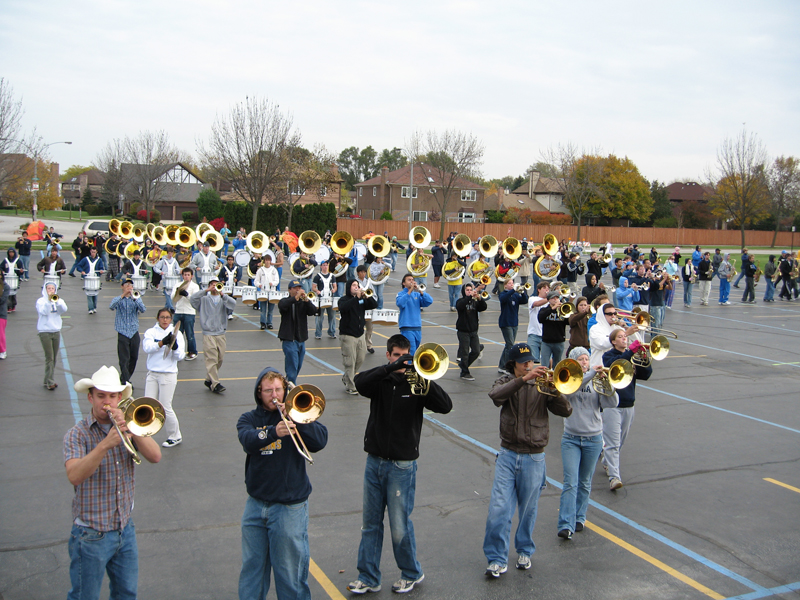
73, 365, 132, 399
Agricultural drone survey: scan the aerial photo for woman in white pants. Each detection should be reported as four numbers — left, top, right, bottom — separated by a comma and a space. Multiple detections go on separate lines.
143, 307, 186, 447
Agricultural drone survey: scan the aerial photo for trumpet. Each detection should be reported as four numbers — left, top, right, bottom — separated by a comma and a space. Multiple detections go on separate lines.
213, 282, 225, 292
299, 291, 317, 302
515, 282, 532, 294
280, 383, 325, 464
105, 396, 165, 465
535, 358, 583, 396
131, 290, 141, 299
417, 283, 427, 293
406, 343, 448, 395
591, 359, 634, 396
49, 293, 60, 302
362, 288, 374, 298
479, 291, 490, 300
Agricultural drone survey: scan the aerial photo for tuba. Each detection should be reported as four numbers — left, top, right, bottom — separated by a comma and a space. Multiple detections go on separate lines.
109, 218, 122, 237
281, 383, 326, 464
152, 225, 167, 246
246, 231, 268, 254
119, 221, 134, 239
406, 251, 431, 276
409, 226, 431, 249
368, 263, 391, 285
131, 223, 147, 244
478, 235, 499, 258
467, 258, 492, 282
298, 231, 322, 255
330, 231, 354, 256
542, 233, 558, 256
204, 231, 225, 253
145, 248, 163, 267
165, 224, 181, 246
291, 256, 315, 279
502, 237, 522, 261
196, 223, 214, 242
451, 234, 472, 257
534, 255, 561, 280
176, 226, 196, 248
367, 235, 391, 258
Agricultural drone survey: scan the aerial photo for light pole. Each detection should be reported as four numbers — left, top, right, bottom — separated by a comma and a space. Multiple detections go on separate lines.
31, 141, 72, 222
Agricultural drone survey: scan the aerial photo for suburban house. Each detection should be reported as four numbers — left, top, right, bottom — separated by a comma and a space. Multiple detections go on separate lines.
354, 163, 487, 222
119, 162, 208, 220
666, 181, 713, 207
505, 171, 568, 214
61, 168, 105, 206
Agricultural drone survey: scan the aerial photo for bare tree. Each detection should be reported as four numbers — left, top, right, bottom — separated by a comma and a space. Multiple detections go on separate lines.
540, 143, 604, 241
0, 78, 41, 200
272, 144, 337, 231
767, 156, 800, 247
421, 129, 484, 241
123, 130, 185, 222
199, 97, 300, 231
707, 129, 770, 247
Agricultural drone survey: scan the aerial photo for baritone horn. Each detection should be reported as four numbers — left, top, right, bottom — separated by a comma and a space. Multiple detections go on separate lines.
105, 396, 165, 465
406, 343, 449, 395
281, 383, 325, 464
591, 359, 634, 396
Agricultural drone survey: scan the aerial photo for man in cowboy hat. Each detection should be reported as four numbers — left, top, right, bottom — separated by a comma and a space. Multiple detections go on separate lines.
64, 365, 161, 600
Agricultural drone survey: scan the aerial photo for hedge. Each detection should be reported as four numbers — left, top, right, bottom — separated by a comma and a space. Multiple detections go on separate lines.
223, 202, 337, 234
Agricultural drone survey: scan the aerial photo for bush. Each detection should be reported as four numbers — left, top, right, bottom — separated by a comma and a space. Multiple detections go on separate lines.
653, 216, 678, 228
182, 211, 197, 224
209, 217, 226, 232
130, 202, 143, 215
136, 209, 161, 223
379, 211, 393, 220
87, 205, 110, 216
222, 201, 338, 234
196, 188, 225, 221
485, 210, 505, 223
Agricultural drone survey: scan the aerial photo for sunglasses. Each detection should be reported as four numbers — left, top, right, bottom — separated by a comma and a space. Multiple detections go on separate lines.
604, 311, 617, 316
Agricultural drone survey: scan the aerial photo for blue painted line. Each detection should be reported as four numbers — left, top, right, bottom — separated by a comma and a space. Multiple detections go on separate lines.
724, 581, 800, 600
669, 308, 800, 333
58, 336, 82, 423
672, 339, 800, 368
638, 385, 800, 435
423, 415, 766, 593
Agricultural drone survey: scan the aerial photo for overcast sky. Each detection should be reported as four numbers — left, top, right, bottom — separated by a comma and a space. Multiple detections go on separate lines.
1, 0, 798, 185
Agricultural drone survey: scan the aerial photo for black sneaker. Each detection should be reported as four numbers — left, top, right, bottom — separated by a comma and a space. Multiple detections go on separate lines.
204, 380, 212, 389
367, 348, 375, 354
575, 522, 584, 532
558, 529, 573, 540
260, 323, 266, 330
213, 383, 226, 393
267, 324, 273, 329
460, 373, 475, 381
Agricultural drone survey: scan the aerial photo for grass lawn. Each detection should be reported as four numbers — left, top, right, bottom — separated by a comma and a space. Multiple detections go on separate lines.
0, 208, 113, 222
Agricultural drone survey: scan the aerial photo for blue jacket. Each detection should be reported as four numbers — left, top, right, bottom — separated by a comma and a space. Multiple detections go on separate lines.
614, 277, 639, 311
498, 289, 528, 328
236, 367, 328, 504
692, 250, 702, 267
396, 288, 432, 328
602, 347, 651, 408
231, 237, 247, 252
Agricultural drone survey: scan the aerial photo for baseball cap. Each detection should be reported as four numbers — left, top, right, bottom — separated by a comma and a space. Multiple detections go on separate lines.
203, 241, 210, 247
546, 291, 560, 300
508, 343, 534, 364
121, 277, 133, 286
209, 275, 220, 283
288, 280, 303, 289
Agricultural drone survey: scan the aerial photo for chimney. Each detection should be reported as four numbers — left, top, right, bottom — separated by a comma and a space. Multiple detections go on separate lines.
380, 166, 389, 208
528, 170, 540, 200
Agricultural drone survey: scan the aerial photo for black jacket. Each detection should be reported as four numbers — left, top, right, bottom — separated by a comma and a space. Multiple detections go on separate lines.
602, 347, 651, 408
338, 278, 378, 338
455, 284, 487, 333
538, 304, 568, 343
278, 294, 318, 342
355, 364, 452, 461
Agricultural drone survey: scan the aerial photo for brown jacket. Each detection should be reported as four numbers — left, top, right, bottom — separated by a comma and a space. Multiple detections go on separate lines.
568, 310, 590, 349
489, 374, 572, 454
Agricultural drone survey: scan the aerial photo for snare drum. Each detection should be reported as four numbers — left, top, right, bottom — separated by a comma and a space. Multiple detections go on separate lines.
199, 269, 213, 288
241, 286, 257, 305
365, 310, 373, 322
232, 286, 244, 298
332, 296, 340, 312
132, 275, 147, 294
234, 249, 252, 268
374, 310, 399, 326
44, 274, 60, 291
269, 290, 288, 304
163, 274, 181, 292
84, 275, 101, 296
222, 284, 233, 296
5, 274, 19, 296
319, 295, 333, 309
256, 288, 269, 303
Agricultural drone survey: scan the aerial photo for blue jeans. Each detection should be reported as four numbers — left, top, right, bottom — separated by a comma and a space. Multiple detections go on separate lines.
87, 294, 98, 312
718, 276, 730, 303
558, 433, 603, 533
173, 313, 197, 355
69, 257, 81, 275
282, 340, 305, 383
540, 341, 564, 368
19, 254, 30, 278
648, 305, 665, 336
447, 284, 459, 308
483, 450, 546, 565
260, 301, 274, 326
315, 306, 336, 337
764, 278, 776, 301
356, 454, 422, 587
498, 326, 517, 369
163, 287, 174, 311
239, 495, 310, 600
68, 520, 138, 600
374, 283, 384, 309
527, 333, 542, 363
682, 281, 693, 305
733, 269, 744, 287
399, 327, 421, 356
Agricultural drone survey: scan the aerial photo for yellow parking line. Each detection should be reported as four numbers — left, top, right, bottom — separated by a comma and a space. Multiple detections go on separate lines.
309, 559, 347, 600
764, 477, 800, 494
584, 521, 724, 599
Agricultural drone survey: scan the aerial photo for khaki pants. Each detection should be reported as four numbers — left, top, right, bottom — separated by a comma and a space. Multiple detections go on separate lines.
365, 320, 374, 350
203, 334, 226, 387
340, 334, 367, 392
39, 331, 60, 386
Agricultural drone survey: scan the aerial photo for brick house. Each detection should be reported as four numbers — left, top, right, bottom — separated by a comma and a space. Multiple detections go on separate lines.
505, 171, 569, 215
354, 163, 486, 222
119, 162, 209, 220
61, 168, 105, 206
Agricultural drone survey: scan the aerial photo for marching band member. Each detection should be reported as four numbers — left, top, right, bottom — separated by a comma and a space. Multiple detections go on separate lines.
119, 249, 146, 284
0, 273, 8, 358
763, 254, 777, 302
497, 278, 528, 373
76, 246, 106, 314
254, 255, 278, 330
338, 277, 378, 394
614, 276, 639, 313
278, 280, 319, 386
778, 250, 794, 301
396, 273, 432, 356
44, 226, 63, 253
348, 335, 452, 594
110, 277, 146, 387
15, 231, 32, 281
190, 276, 236, 394
410, 247, 428, 287
697, 251, 713, 305
557, 347, 618, 539
153, 246, 180, 294
292, 252, 316, 293
68, 232, 90, 277
517, 247, 533, 287
190, 240, 220, 285
601, 329, 652, 491
430, 239, 446, 288
565, 253, 583, 295
356, 266, 376, 353
237, 367, 328, 600
681, 258, 696, 307
483, 342, 571, 577
64, 366, 161, 600
443, 253, 465, 311
2, 247, 24, 312
537, 291, 569, 368
312, 260, 337, 339
37, 247, 67, 280
455, 281, 487, 381
330, 253, 351, 298
142, 308, 186, 447
172, 268, 200, 360
566, 296, 591, 356
588, 301, 638, 368
219, 254, 239, 289
741, 254, 757, 304
648, 271, 671, 335
527, 281, 550, 363
36, 281, 68, 390
717, 253, 733, 305
368, 255, 390, 309
106, 234, 122, 281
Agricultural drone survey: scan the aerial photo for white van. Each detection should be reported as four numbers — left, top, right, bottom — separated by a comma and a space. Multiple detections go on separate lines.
82, 219, 110, 238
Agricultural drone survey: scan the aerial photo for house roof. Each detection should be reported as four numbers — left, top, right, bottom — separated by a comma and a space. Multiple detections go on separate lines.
511, 176, 565, 195
666, 181, 712, 202
65, 168, 105, 186
356, 163, 484, 190
501, 193, 553, 213
120, 162, 206, 184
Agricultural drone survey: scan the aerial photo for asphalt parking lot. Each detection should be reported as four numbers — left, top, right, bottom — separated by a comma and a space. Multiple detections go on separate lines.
1, 267, 799, 600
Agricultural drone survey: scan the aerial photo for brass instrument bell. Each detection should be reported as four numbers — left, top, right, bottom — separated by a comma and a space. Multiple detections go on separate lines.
502, 237, 522, 260
330, 231, 354, 255
367, 235, 391, 258
452, 234, 472, 257
409, 226, 431, 249
298, 230, 322, 255
478, 235, 498, 258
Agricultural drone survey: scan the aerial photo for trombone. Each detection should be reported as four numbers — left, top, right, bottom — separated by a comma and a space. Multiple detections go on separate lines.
406, 343, 449, 395
535, 358, 583, 396
591, 359, 634, 396
616, 309, 678, 339
105, 396, 165, 465
280, 383, 325, 464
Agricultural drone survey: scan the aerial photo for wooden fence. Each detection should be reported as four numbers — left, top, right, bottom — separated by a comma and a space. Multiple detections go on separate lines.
336, 219, 797, 248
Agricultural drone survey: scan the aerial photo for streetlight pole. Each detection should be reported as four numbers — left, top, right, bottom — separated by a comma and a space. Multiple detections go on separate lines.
32, 141, 72, 222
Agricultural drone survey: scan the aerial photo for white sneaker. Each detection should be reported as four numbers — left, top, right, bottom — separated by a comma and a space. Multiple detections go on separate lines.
347, 580, 381, 594
162, 438, 182, 448
0, 352, 6, 359
516, 554, 531, 570
485, 563, 507, 578
433, 283, 441, 288
227, 314, 234, 320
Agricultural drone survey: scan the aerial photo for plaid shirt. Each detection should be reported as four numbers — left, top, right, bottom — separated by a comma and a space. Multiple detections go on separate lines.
64, 413, 136, 532
109, 295, 146, 338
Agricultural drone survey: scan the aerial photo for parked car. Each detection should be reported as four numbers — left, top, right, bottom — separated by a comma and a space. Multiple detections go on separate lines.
82, 219, 110, 238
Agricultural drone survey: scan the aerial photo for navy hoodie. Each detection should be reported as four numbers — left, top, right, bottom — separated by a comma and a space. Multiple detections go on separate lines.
237, 367, 328, 504
601, 347, 652, 408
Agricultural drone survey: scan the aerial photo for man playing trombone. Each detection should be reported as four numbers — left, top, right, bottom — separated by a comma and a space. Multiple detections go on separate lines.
64, 366, 161, 600
237, 367, 328, 600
